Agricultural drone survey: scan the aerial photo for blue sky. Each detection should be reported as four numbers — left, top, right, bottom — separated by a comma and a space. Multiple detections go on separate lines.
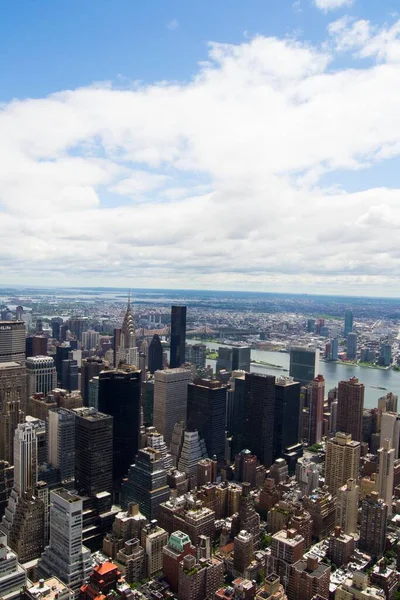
2, 0, 400, 295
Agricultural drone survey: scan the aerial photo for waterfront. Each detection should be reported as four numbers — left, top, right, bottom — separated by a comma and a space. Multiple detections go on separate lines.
188, 340, 400, 409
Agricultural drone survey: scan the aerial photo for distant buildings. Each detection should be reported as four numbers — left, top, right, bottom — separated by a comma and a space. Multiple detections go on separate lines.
148, 334, 163, 374
344, 310, 353, 336
347, 332, 357, 360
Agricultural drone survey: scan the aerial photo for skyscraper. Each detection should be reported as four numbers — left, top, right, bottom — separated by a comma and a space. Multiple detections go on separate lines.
325, 432, 360, 495
116, 297, 138, 367
231, 347, 251, 372
80, 357, 105, 406
337, 377, 364, 443
273, 377, 301, 460
0, 399, 24, 464
98, 368, 141, 485
0, 361, 26, 414
289, 347, 318, 387
121, 447, 170, 519
308, 375, 325, 445
73, 406, 113, 496
13, 422, 37, 495
359, 492, 388, 557
380, 412, 400, 458
0, 321, 26, 365
377, 438, 395, 515
153, 368, 192, 445
336, 479, 359, 536
346, 333, 357, 360
243, 373, 275, 467
187, 379, 227, 461
48, 408, 75, 486
38, 488, 92, 591
26, 356, 57, 398
148, 334, 163, 374
344, 310, 353, 337
170, 306, 186, 369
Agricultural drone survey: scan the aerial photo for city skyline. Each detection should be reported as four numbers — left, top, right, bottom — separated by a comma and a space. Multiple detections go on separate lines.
1, 1, 400, 294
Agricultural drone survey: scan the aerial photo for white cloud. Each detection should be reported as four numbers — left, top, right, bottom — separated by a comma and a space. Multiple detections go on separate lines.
329, 16, 400, 62
314, 0, 353, 12
2, 24, 400, 293
167, 18, 179, 30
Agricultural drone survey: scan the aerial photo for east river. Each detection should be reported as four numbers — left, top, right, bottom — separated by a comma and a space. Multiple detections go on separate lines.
187, 340, 400, 409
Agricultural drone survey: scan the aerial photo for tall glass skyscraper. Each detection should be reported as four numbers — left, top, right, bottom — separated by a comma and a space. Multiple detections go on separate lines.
289, 347, 319, 387
170, 306, 186, 369
344, 310, 353, 336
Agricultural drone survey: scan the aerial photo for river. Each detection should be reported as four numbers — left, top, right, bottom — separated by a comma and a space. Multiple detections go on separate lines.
187, 340, 400, 409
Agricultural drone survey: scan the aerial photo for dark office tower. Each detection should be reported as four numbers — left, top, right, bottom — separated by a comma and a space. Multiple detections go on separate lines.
51, 319, 62, 341
216, 347, 233, 373
170, 306, 186, 369
289, 347, 318, 387
67, 317, 87, 341
346, 333, 357, 360
309, 375, 325, 445
337, 377, 364, 442
243, 373, 275, 467
81, 357, 105, 406
73, 407, 113, 496
273, 377, 301, 460
0, 321, 26, 365
359, 492, 388, 557
121, 447, 169, 519
98, 368, 141, 486
230, 374, 246, 457
60, 324, 68, 342
148, 335, 163, 374
26, 335, 48, 358
55, 345, 71, 383
61, 359, 79, 392
187, 379, 227, 461
232, 347, 251, 372
344, 310, 353, 337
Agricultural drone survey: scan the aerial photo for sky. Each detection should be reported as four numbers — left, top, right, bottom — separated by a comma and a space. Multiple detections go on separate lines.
1, 0, 400, 296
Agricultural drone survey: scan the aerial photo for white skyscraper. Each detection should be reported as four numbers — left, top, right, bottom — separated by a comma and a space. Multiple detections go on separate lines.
153, 368, 192, 445
13, 422, 37, 495
380, 412, 400, 458
26, 356, 57, 398
81, 330, 100, 351
38, 488, 91, 591
336, 478, 359, 535
377, 438, 395, 515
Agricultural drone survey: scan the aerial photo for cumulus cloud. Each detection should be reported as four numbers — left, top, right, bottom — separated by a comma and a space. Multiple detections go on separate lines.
313, 0, 353, 12
2, 24, 400, 293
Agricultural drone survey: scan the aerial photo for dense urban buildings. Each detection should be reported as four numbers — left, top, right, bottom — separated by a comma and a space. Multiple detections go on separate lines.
0, 290, 400, 597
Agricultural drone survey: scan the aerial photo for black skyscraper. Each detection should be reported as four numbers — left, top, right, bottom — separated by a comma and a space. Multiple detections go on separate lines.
81, 357, 105, 406
243, 373, 275, 467
98, 368, 142, 486
55, 345, 71, 384
148, 334, 163, 374
187, 379, 227, 461
273, 379, 301, 461
74, 407, 113, 496
229, 376, 246, 457
170, 306, 186, 368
